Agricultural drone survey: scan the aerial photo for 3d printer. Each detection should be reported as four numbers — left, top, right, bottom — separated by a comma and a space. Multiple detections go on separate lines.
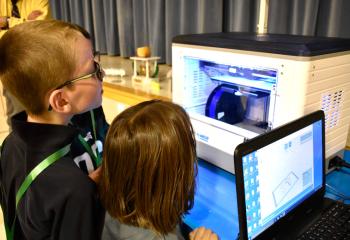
172, 33, 350, 173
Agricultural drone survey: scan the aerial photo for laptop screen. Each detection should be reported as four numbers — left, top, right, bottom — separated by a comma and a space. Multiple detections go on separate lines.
235, 111, 324, 239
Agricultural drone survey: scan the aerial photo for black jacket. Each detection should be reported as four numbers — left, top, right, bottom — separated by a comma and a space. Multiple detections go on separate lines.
0, 107, 108, 239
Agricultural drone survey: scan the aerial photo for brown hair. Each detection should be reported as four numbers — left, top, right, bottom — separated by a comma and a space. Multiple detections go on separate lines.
0, 19, 91, 114
99, 100, 197, 235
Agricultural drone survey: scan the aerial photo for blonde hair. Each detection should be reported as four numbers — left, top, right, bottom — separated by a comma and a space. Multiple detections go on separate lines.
99, 100, 197, 235
0, 20, 91, 114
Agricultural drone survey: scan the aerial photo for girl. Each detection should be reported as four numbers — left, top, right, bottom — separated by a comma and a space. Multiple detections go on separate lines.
99, 100, 218, 240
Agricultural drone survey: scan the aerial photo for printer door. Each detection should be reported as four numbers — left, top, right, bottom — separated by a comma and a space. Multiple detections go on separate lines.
205, 84, 270, 132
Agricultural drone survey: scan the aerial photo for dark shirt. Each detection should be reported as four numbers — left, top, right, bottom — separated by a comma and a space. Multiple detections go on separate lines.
0, 108, 108, 239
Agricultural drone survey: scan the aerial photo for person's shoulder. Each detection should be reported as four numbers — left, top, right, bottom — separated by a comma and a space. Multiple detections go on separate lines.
32, 160, 98, 208
103, 213, 181, 240
40, 157, 96, 194
0, 132, 24, 160
1, 131, 18, 146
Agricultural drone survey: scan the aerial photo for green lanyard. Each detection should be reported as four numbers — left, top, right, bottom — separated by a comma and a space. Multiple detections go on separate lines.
4, 144, 71, 240
77, 110, 101, 167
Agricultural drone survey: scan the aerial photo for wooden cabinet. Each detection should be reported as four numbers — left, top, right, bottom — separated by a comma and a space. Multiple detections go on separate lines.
102, 96, 129, 124
102, 80, 171, 123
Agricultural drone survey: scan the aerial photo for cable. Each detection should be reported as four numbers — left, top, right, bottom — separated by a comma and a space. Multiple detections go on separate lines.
328, 156, 350, 170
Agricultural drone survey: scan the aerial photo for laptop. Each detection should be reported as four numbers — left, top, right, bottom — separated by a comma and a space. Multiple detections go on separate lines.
234, 110, 349, 239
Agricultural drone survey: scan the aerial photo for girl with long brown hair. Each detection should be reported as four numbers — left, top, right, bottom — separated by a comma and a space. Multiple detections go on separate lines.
99, 100, 218, 240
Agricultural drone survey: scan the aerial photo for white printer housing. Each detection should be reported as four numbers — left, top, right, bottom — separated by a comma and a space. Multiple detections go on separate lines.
172, 33, 350, 173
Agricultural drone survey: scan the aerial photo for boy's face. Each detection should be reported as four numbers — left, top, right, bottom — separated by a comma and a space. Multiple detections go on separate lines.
64, 35, 103, 113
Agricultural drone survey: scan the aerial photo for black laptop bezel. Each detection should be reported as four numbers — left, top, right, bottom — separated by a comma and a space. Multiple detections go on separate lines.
234, 110, 325, 240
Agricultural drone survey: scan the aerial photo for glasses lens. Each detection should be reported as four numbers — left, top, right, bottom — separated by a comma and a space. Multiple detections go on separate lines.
95, 62, 104, 81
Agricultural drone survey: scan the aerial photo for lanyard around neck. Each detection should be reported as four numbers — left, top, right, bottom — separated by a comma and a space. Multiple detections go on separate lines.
15, 144, 71, 207
77, 110, 101, 167
5, 144, 71, 240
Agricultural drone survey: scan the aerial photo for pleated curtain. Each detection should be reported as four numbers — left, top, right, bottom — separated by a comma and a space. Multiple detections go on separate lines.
50, 0, 350, 64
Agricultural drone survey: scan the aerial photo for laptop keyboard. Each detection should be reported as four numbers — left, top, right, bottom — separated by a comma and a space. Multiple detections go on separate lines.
297, 203, 350, 240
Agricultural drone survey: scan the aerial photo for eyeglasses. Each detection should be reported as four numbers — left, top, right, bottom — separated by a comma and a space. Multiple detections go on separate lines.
53, 61, 104, 90
48, 61, 104, 111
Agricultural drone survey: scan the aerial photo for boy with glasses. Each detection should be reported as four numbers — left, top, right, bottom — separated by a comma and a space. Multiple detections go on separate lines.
0, 20, 107, 239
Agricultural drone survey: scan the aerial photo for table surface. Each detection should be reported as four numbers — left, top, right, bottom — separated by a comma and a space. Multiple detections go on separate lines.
183, 150, 350, 240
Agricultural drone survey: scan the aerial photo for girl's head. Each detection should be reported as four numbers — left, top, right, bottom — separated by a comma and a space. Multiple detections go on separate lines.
99, 100, 197, 235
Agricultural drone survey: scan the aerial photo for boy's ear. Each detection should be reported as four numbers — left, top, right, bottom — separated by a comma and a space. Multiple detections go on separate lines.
48, 89, 72, 113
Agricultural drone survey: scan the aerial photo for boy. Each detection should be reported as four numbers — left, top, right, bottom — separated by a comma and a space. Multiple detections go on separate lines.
0, 20, 107, 239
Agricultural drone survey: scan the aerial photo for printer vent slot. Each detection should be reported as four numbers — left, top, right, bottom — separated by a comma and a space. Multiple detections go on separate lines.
321, 90, 343, 129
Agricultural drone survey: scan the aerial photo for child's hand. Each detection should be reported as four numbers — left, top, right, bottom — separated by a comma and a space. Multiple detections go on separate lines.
0, 16, 8, 28
89, 167, 101, 183
27, 10, 43, 20
189, 226, 219, 240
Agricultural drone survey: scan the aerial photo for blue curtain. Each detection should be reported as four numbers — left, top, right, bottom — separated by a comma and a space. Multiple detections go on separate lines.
268, 0, 350, 38
50, 0, 231, 63
50, 0, 350, 64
